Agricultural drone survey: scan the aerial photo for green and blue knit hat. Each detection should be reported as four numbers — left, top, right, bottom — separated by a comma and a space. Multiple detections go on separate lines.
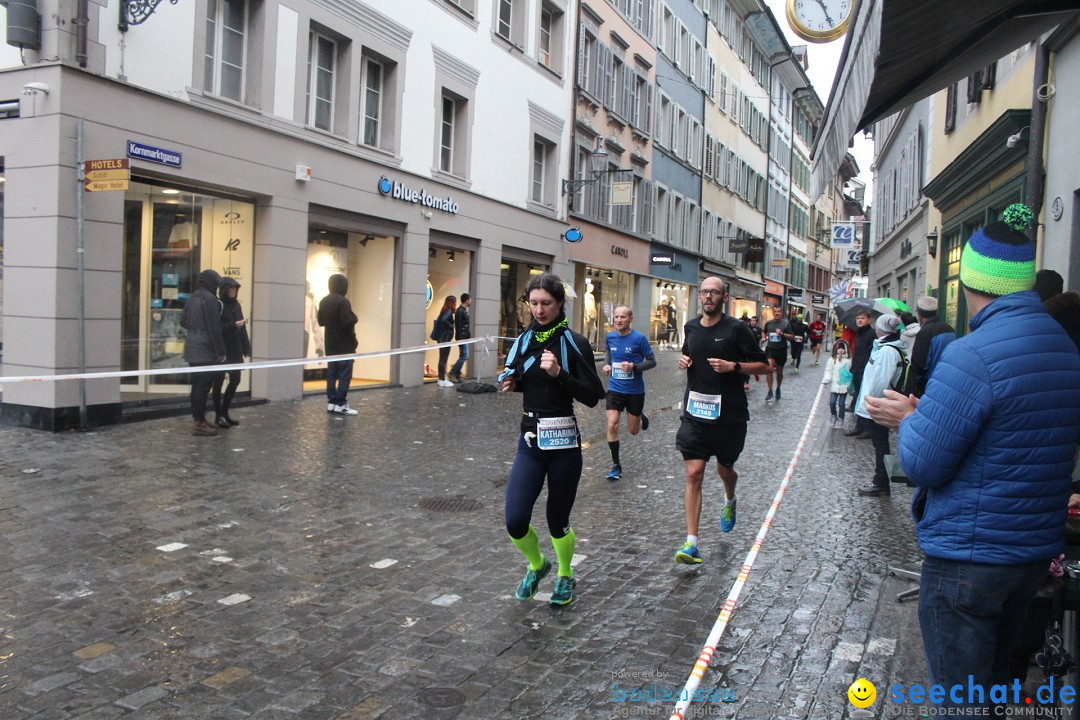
959, 204, 1036, 297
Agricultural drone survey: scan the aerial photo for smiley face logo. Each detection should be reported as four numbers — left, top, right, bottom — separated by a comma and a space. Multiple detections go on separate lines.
848, 678, 876, 709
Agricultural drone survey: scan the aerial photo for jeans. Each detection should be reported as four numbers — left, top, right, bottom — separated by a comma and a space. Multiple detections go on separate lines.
829, 392, 847, 420
867, 420, 891, 489
326, 359, 353, 407
919, 556, 1048, 705
190, 362, 223, 421
437, 346, 451, 380
450, 342, 470, 377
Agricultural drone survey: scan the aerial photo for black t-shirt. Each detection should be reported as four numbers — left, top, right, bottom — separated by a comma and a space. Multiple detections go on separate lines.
790, 321, 808, 344
681, 314, 767, 425
764, 319, 790, 348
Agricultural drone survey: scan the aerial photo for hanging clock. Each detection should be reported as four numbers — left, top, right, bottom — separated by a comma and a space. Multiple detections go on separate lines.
786, 0, 853, 43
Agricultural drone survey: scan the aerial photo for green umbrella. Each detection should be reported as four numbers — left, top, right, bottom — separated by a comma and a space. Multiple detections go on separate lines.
875, 297, 910, 313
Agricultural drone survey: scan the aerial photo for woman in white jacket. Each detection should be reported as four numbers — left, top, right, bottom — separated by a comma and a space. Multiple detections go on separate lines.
822, 340, 852, 423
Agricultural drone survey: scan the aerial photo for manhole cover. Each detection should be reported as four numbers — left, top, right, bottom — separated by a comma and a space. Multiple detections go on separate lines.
417, 687, 467, 709
418, 497, 484, 512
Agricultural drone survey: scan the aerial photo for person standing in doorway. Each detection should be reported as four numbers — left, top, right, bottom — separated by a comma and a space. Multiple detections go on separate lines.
448, 293, 472, 383
499, 274, 605, 606
212, 276, 250, 428
674, 277, 769, 563
181, 269, 226, 436
602, 306, 656, 481
318, 273, 359, 415
433, 295, 457, 387
761, 305, 793, 402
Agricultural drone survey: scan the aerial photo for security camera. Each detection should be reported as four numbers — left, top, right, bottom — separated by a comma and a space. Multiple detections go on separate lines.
22, 82, 50, 95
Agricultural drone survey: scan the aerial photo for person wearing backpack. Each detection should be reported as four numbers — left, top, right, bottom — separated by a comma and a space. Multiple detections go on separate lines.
822, 340, 852, 425
499, 274, 605, 606
431, 295, 457, 387
854, 313, 907, 496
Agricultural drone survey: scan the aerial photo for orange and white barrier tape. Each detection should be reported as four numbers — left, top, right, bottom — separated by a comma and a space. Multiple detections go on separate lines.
669, 381, 826, 720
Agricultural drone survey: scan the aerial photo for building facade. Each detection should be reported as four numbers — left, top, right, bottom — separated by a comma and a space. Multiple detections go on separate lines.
0, 0, 577, 429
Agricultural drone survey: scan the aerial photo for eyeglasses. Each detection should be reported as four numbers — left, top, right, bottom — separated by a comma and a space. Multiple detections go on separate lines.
698, 289, 724, 297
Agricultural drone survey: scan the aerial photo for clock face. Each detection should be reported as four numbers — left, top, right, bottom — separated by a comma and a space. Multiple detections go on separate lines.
786, 0, 853, 43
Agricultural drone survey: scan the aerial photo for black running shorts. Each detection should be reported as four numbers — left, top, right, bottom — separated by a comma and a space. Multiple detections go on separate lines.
766, 347, 788, 366
606, 391, 645, 416
676, 419, 747, 467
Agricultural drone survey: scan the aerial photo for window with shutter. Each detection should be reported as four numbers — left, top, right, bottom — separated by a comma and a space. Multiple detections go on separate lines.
719, 72, 727, 113
704, 135, 713, 178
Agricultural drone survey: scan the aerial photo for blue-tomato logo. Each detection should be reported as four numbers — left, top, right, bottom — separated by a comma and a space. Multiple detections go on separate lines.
378, 177, 393, 195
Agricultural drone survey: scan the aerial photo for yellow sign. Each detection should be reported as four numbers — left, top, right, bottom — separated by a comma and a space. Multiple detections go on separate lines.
85, 179, 130, 192
771, 258, 791, 268
84, 168, 131, 182
84, 158, 129, 172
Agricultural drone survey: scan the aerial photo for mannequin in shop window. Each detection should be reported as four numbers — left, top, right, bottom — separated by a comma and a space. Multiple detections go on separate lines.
584, 279, 598, 346
665, 297, 679, 349
304, 281, 324, 358
168, 213, 198, 249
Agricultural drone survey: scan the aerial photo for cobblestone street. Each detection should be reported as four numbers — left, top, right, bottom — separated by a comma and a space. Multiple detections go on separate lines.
0, 353, 930, 719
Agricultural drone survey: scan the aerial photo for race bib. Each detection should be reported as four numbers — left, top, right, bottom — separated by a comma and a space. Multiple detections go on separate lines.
793, 336, 803, 343
687, 391, 722, 420
768, 333, 781, 343
612, 365, 634, 380
536, 416, 579, 450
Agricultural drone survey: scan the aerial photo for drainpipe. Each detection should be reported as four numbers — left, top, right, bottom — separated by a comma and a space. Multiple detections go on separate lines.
75, 0, 89, 67
1027, 40, 1049, 253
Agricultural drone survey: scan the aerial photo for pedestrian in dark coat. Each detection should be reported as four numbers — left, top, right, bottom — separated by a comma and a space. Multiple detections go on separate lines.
844, 309, 876, 436
212, 276, 251, 428
317, 273, 359, 415
182, 269, 226, 436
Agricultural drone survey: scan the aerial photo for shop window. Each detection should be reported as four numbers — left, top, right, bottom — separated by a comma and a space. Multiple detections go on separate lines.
499, 260, 545, 356
650, 281, 688, 350
0, 160, 4, 368
583, 267, 633, 348
204, 0, 247, 102
121, 182, 254, 397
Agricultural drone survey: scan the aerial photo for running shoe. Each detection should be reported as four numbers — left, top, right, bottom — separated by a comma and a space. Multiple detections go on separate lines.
815, 360, 820, 366
607, 464, 622, 481
794, 367, 800, 374
775, 388, 781, 401
327, 403, 337, 412
720, 499, 737, 533
765, 390, 774, 401
514, 556, 552, 601
550, 575, 576, 606
333, 404, 359, 416
640, 413, 650, 432
675, 542, 702, 564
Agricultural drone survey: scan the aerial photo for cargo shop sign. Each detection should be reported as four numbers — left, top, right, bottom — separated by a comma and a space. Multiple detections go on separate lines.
377, 176, 459, 214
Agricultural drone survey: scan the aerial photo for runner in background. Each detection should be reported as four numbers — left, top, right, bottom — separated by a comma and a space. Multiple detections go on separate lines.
789, 314, 809, 374
602, 306, 656, 481
808, 313, 827, 366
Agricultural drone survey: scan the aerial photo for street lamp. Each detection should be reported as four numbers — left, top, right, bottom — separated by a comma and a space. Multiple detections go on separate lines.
561, 137, 609, 196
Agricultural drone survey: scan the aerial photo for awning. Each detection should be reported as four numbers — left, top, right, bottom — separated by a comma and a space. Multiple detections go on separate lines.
811, 0, 1080, 199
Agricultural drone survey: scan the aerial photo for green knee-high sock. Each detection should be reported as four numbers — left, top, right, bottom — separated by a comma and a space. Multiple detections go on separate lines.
510, 525, 545, 571
551, 528, 576, 577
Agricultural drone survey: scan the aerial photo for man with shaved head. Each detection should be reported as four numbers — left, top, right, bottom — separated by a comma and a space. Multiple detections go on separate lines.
674, 277, 770, 564
601, 305, 656, 481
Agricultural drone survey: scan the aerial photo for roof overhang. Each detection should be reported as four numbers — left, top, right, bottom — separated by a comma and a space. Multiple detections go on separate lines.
810, 0, 1080, 199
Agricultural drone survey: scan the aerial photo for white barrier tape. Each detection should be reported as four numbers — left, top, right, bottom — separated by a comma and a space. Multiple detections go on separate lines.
668, 381, 826, 720
0, 337, 490, 385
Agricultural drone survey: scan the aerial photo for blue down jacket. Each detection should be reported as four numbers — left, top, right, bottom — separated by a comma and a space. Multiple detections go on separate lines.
898, 291, 1080, 564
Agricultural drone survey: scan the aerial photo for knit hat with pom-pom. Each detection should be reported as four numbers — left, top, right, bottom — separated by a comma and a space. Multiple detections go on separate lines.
960, 204, 1036, 297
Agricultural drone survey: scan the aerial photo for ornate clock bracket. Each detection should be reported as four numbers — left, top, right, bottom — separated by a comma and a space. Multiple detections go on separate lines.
119, 0, 179, 31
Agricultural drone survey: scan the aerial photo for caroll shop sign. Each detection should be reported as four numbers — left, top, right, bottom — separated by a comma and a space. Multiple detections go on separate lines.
377, 176, 460, 214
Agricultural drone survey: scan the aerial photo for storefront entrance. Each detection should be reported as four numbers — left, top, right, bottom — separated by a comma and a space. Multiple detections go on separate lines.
121, 180, 254, 399
304, 227, 395, 392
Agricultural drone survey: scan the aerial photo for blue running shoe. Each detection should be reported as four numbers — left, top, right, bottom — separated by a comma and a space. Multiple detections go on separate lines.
514, 556, 552, 601
550, 575, 576, 606
720, 499, 737, 533
607, 464, 622, 481
640, 413, 650, 432
675, 542, 702, 564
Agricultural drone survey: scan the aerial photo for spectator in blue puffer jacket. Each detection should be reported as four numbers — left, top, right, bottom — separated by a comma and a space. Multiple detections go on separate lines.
866, 204, 1080, 703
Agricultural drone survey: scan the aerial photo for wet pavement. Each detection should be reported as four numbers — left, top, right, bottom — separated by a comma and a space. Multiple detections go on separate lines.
0, 349, 935, 719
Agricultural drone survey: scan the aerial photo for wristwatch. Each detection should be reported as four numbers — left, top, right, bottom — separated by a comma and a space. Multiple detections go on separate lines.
733, 362, 742, 374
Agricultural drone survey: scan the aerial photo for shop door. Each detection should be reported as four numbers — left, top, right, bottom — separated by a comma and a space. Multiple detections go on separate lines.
121, 186, 253, 396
